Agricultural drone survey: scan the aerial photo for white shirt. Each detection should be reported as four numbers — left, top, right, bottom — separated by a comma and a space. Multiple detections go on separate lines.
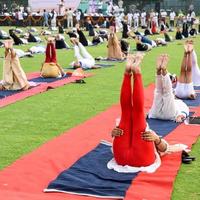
67, 10, 73, 19
170, 12, 176, 20
141, 12, 146, 18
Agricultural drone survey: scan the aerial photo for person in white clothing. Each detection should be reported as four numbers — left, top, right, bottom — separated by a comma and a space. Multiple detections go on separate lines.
141, 10, 147, 28
133, 11, 140, 29
127, 12, 133, 27
67, 8, 74, 29
149, 54, 189, 123
70, 38, 96, 69
175, 40, 196, 99
169, 10, 176, 29
191, 48, 200, 86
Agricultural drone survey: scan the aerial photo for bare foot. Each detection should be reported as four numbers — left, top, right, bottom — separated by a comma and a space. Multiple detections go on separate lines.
184, 43, 189, 53
156, 55, 164, 75
132, 53, 144, 74
188, 43, 193, 53
189, 93, 196, 100
161, 54, 169, 75
125, 54, 135, 74
70, 38, 76, 45
0, 84, 4, 90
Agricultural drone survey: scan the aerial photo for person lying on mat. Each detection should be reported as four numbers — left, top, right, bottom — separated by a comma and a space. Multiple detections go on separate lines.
0, 40, 30, 91
185, 40, 200, 87
107, 30, 125, 60
28, 46, 46, 54
148, 54, 189, 123
55, 34, 70, 49
111, 126, 168, 154
40, 38, 66, 78
174, 40, 196, 99
110, 53, 159, 170
70, 38, 98, 69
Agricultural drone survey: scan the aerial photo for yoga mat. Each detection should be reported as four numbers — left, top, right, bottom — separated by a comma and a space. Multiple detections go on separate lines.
30, 74, 71, 83
0, 72, 93, 108
44, 111, 193, 199
45, 142, 138, 199
182, 93, 200, 107
0, 84, 199, 200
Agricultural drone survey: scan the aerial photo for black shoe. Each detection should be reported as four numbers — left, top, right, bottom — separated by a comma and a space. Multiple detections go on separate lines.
74, 79, 86, 84
182, 157, 193, 164
182, 150, 196, 163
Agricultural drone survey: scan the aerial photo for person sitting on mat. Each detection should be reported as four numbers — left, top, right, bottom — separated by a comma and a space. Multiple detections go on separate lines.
70, 38, 97, 70
40, 38, 66, 78
174, 40, 196, 99
0, 40, 30, 91
148, 54, 189, 122
107, 31, 125, 60
108, 53, 160, 172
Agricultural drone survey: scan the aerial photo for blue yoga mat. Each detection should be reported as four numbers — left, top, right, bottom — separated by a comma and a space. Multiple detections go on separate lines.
44, 116, 188, 198
0, 75, 71, 99
147, 118, 180, 137
182, 93, 200, 107
29, 74, 71, 83
0, 89, 21, 99
45, 142, 138, 199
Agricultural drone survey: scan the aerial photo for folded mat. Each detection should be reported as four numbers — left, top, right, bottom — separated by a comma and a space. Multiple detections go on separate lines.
44, 116, 186, 199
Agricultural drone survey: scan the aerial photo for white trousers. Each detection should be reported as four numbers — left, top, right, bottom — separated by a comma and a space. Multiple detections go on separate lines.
149, 74, 177, 120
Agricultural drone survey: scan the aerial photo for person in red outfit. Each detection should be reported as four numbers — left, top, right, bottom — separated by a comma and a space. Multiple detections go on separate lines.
41, 38, 65, 78
112, 53, 156, 167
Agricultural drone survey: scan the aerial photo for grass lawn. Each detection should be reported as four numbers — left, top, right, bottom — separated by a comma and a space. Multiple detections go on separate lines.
0, 26, 200, 199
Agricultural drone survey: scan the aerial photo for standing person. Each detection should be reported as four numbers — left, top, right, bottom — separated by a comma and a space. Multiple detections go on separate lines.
169, 10, 176, 30
66, 8, 74, 29
160, 9, 167, 24
17, 9, 24, 27
43, 9, 49, 28
127, 12, 133, 27
75, 10, 81, 25
133, 11, 140, 29
141, 10, 147, 28
51, 9, 57, 29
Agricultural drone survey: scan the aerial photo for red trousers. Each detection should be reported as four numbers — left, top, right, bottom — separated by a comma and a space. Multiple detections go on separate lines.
113, 73, 155, 167
45, 43, 57, 63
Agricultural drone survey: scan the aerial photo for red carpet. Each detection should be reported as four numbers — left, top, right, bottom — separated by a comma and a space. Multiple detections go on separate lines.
0, 84, 199, 200
0, 72, 93, 108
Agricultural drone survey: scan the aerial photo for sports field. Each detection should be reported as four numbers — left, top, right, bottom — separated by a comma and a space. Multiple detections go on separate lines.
0, 26, 200, 199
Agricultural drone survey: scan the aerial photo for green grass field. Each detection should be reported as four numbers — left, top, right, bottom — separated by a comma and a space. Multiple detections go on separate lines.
0, 26, 200, 199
